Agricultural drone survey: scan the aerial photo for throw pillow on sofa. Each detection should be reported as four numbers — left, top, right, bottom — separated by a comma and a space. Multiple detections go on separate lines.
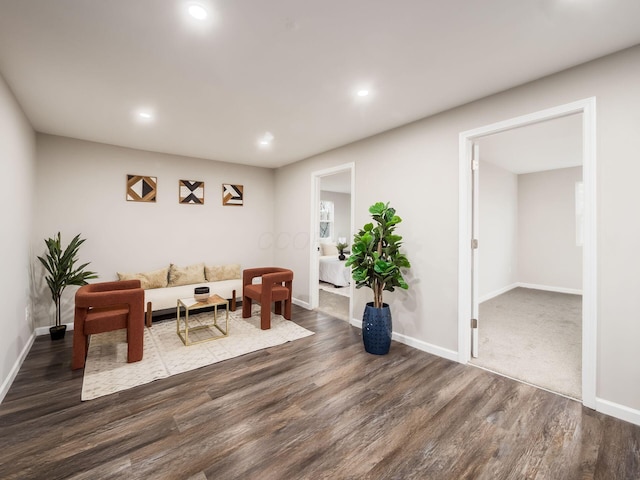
117, 267, 169, 290
168, 263, 206, 287
205, 264, 241, 282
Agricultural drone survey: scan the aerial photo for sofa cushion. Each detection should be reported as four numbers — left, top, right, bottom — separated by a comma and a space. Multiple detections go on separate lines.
117, 267, 169, 289
205, 263, 241, 282
168, 263, 206, 287
144, 279, 242, 311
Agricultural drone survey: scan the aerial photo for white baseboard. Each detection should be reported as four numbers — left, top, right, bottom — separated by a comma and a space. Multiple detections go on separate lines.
517, 282, 583, 295
292, 297, 311, 310
479, 283, 518, 303
34, 321, 74, 336
596, 398, 640, 427
480, 283, 582, 303
392, 332, 459, 362
0, 331, 36, 404
349, 318, 458, 362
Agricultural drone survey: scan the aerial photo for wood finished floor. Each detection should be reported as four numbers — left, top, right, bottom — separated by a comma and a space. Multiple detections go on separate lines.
1, 306, 639, 480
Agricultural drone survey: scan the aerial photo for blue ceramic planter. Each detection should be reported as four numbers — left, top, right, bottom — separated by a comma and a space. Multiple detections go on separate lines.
362, 302, 392, 355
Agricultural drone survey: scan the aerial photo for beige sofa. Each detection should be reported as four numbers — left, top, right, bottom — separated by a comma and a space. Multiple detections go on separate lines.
117, 263, 242, 326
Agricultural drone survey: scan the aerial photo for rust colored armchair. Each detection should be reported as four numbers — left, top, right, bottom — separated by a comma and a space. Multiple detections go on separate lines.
242, 267, 293, 330
72, 280, 145, 370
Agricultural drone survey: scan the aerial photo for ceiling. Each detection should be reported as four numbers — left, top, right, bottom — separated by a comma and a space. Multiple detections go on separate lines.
0, 1, 639, 169
477, 113, 583, 174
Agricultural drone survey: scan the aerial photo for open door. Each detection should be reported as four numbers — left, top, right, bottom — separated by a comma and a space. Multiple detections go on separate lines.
471, 142, 479, 358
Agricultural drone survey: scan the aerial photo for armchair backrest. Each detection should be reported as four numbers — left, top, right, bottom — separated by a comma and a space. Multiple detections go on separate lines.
243, 267, 293, 287
75, 280, 144, 309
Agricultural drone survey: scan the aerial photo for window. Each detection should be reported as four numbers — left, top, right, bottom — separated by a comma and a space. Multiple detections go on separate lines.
319, 200, 334, 239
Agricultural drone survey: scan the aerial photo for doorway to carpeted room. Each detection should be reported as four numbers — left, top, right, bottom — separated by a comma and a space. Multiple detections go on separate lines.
317, 281, 350, 322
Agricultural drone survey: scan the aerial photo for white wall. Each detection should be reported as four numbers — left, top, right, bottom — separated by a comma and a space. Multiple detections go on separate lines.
518, 167, 582, 290
479, 164, 582, 299
274, 45, 640, 412
0, 73, 36, 400
33, 134, 275, 328
478, 161, 518, 300
320, 190, 350, 243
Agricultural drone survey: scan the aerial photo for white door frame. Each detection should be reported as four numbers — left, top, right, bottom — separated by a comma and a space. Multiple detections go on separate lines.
310, 163, 355, 322
457, 98, 597, 408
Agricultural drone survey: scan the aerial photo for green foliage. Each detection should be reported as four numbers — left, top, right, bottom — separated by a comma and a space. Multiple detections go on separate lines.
346, 202, 411, 308
37, 232, 98, 326
336, 242, 348, 253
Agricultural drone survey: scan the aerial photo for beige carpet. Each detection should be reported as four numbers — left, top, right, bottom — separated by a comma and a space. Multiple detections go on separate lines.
81, 306, 314, 401
319, 281, 350, 298
317, 288, 350, 322
472, 287, 582, 399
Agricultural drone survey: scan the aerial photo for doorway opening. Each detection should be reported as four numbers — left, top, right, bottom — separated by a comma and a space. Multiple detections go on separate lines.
458, 98, 597, 408
472, 114, 583, 399
310, 163, 355, 324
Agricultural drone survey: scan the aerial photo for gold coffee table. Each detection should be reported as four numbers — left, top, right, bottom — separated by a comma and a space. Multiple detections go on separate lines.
176, 294, 229, 346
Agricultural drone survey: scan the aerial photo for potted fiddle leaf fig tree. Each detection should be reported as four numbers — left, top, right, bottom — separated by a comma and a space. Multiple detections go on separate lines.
37, 232, 98, 340
346, 202, 411, 354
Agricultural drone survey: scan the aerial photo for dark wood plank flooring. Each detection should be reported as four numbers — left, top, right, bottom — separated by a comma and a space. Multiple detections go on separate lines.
1, 306, 639, 479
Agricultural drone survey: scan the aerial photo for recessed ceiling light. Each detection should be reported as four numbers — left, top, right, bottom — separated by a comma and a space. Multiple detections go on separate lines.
134, 109, 155, 123
357, 89, 369, 97
259, 132, 274, 147
188, 4, 208, 20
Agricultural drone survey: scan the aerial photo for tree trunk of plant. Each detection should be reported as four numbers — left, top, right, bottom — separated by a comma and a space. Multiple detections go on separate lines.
372, 279, 382, 308
374, 239, 385, 307
376, 288, 383, 308
55, 296, 61, 327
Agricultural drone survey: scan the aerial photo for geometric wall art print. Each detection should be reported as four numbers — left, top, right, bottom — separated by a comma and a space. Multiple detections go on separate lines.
179, 180, 204, 205
222, 184, 243, 206
127, 174, 157, 202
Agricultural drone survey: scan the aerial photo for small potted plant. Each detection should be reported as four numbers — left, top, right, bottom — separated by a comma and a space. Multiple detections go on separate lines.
346, 202, 411, 354
37, 232, 98, 340
336, 241, 349, 261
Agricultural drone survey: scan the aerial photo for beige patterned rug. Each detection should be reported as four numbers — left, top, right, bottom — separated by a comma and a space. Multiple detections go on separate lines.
81, 307, 314, 401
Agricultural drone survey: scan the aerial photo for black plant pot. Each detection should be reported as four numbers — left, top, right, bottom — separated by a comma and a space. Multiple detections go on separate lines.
362, 302, 392, 355
49, 324, 67, 341
338, 253, 346, 261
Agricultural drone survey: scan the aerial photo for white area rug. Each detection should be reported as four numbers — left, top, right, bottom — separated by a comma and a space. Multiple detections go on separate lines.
81, 307, 314, 401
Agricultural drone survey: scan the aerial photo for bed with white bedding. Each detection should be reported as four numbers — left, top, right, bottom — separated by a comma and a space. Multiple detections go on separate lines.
319, 255, 351, 287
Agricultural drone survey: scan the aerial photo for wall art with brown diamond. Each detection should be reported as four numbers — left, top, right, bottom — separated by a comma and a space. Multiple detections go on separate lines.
222, 184, 243, 206
179, 180, 204, 204
127, 175, 157, 202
